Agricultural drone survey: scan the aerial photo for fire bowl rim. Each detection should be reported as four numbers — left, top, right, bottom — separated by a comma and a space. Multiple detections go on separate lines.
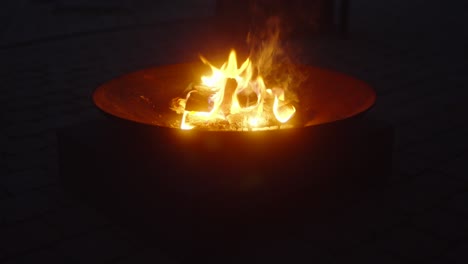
93, 63, 376, 132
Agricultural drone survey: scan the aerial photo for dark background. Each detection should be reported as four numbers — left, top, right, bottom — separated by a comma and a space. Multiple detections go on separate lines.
1, 0, 467, 263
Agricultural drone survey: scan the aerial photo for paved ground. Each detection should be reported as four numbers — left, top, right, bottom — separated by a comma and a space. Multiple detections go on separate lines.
1, 0, 467, 263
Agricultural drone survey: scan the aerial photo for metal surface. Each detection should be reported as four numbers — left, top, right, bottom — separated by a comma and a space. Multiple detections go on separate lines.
58, 117, 393, 257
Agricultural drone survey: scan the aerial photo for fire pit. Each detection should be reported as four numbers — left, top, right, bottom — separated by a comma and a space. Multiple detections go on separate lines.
90, 52, 378, 201
59, 51, 391, 258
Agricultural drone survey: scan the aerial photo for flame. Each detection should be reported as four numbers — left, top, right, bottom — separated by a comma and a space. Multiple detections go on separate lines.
171, 50, 296, 130
273, 90, 296, 123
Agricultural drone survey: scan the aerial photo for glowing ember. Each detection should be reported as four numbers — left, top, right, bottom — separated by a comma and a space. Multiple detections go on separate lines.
171, 50, 296, 130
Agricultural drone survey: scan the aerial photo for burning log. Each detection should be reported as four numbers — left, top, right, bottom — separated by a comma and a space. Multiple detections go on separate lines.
184, 87, 215, 112
221, 78, 238, 116
237, 88, 259, 108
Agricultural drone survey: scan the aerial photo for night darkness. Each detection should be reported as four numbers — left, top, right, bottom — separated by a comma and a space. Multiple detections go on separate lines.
1, 1, 467, 263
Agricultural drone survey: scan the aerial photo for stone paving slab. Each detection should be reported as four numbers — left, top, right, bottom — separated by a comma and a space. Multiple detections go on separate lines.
446, 243, 468, 264
376, 224, 449, 261
1, 0, 216, 48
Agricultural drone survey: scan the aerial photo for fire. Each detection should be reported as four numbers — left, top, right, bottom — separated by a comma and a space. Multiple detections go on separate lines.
171, 50, 296, 130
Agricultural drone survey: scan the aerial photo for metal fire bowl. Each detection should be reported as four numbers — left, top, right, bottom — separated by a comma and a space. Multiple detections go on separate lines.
79, 63, 384, 250
89, 62, 379, 217
93, 63, 375, 129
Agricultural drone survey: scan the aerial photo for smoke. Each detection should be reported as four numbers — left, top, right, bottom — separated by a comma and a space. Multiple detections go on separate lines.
247, 16, 282, 78
246, 16, 306, 103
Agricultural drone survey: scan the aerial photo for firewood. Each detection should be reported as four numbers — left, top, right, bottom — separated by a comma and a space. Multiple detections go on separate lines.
184, 89, 214, 112
221, 78, 238, 115
237, 88, 258, 108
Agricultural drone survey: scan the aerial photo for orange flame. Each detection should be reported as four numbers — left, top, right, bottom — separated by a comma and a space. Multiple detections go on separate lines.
172, 50, 296, 130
